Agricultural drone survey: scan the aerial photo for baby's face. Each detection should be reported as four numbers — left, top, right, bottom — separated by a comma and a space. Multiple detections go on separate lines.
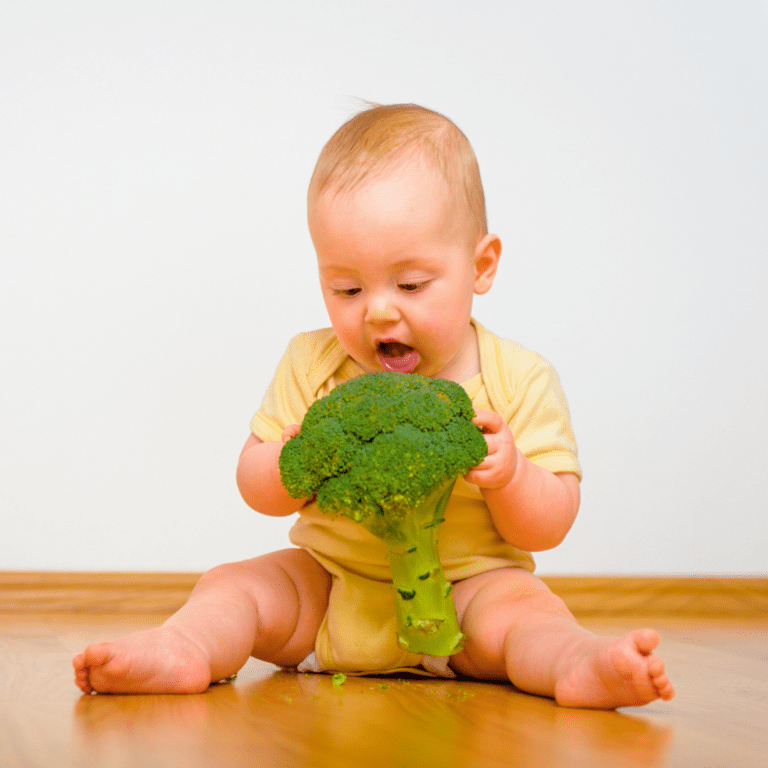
309, 159, 493, 382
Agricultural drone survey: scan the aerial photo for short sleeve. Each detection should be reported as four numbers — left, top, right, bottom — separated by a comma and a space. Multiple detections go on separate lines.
505, 360, 582, 479
249, 334, 318, 442
475, 320, 581, 480
249, 328, 358, 442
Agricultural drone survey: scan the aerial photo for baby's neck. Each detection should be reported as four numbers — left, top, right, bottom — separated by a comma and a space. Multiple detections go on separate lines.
435, 323, 481, 383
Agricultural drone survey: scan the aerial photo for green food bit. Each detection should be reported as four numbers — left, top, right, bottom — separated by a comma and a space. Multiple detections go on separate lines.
331, 673, 347, 686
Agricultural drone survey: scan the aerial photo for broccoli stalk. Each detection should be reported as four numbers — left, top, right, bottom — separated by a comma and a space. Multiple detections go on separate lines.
385, 478, 464, 655
278, 371, 488, 657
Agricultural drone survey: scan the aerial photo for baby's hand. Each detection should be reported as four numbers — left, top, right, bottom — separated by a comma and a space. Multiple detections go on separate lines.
463, 409, 518, 490
281, 424, 301, 443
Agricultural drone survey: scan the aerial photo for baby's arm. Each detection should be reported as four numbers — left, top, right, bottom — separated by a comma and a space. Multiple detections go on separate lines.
236, 430, 308, 516
463, 409, 580, 551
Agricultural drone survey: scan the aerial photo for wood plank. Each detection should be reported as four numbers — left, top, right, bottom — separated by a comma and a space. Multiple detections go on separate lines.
1, 572, 766, 617
1, 612, 767, 768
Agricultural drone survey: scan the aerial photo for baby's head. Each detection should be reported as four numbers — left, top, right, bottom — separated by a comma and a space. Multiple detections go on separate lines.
307, 103, 500, 382
307, 103, 487, 245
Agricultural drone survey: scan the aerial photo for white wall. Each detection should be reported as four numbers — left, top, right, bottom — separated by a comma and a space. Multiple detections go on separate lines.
2, 1, 766, 575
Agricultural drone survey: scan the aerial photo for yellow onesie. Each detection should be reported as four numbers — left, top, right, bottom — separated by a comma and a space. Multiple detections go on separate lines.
250, 319, 581, 676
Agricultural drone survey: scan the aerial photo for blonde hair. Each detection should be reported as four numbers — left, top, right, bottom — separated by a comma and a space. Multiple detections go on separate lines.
308, 103, 487, 237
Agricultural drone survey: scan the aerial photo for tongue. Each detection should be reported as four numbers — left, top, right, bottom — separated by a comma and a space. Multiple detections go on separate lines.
378, 343, 420, 373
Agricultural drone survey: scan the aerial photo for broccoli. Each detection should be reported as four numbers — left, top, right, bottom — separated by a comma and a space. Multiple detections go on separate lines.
279, 371, 488, 657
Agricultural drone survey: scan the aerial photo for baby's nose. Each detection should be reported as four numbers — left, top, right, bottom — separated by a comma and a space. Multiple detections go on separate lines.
365, 294, 400, 323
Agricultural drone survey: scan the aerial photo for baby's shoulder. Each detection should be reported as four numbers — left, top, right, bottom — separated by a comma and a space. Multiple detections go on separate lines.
285, 327, 353, 394
475, 321, 564, 415
476, 321, 554, 378
283, 327, 340, 368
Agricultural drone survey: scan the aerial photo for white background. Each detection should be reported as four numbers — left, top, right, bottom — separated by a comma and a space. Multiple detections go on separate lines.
2, 1, 766, 575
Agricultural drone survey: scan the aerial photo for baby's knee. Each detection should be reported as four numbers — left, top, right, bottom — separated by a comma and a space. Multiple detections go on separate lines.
198, 550, 330, 604
457, 571, 569, 642
194, 559, 259, 594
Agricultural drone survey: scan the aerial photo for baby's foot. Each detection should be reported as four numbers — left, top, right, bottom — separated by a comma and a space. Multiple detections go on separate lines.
73, 626, 213, 695
554, 629, 675, 709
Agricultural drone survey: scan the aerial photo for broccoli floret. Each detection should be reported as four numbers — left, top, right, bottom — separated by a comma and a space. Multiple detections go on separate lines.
279, 371, 488, 656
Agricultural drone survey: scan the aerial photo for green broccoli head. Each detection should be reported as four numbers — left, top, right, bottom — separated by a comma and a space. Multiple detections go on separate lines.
279, 372, 487, 528
279, 371, 488, 656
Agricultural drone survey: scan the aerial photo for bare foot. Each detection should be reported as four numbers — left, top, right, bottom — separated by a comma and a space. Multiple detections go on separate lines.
73, 626, 213, 695
554, 629, 675, 709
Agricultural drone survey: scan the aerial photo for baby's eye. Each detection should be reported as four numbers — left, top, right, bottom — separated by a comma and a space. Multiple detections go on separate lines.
332, 287, 361, 297
399, 282, 426, 293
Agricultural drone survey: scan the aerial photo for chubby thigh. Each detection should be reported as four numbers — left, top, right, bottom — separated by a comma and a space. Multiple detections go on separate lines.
449, 567, 576, 680
233, 548, 332, 667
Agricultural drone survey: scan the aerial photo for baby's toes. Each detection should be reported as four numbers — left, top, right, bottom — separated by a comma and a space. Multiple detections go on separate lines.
648, 659, 674, 700
83, 643, 115, 668
73, 659, 93, 694
653, 673, 675, 701
658, 676, 674, 700
634, 628, 661, 656
612, 641, 644, 681
648, 655, 665, 678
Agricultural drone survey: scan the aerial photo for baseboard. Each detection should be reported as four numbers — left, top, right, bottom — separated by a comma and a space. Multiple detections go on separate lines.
0, 572, 201, 614
1, 572, 766, 618
540, 576, 768, 618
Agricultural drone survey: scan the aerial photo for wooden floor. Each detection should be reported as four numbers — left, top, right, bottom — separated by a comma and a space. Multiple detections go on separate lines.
1, 612, 766, 767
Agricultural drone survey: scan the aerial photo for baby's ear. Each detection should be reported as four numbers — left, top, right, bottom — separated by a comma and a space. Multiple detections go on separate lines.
473, 234, 501, 295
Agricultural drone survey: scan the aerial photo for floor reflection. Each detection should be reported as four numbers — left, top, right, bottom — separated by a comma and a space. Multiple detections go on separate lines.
72, 669, 672, 768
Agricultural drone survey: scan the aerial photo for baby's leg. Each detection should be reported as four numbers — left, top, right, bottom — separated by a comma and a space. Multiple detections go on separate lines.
450, 569, 674, 709
73, 549, 330, 694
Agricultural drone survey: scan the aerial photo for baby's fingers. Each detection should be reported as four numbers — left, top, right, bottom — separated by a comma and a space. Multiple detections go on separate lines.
281, 424, 301, 443
472, 409, 505, 435
463, 461, 505, 490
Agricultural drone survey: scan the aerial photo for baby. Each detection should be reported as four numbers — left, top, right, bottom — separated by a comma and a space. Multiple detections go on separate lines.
74, 103, 674, 708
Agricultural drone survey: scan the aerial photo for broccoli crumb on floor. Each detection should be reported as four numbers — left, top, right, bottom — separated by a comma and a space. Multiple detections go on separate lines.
278, 674, 481, 706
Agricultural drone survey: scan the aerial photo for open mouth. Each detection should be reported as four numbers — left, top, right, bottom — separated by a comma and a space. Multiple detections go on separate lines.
377, 341, 420, 373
